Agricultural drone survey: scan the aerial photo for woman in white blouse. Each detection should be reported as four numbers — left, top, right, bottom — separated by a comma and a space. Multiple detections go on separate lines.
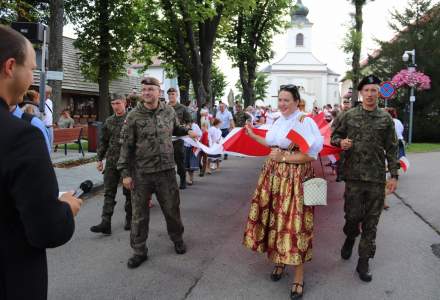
243, 84, 323, 300
184, 121, 203, 185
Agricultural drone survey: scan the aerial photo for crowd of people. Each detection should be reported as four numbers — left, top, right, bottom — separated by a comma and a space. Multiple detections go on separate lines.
1, 24, 404, 300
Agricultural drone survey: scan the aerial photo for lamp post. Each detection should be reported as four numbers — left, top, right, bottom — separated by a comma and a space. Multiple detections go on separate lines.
402, 49, 416, 145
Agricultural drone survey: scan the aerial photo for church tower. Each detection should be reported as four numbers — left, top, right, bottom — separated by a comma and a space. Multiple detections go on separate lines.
287, 0, 313, 53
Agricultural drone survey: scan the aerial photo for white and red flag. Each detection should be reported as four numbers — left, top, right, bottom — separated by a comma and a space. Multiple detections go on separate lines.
399, 156, 410, 173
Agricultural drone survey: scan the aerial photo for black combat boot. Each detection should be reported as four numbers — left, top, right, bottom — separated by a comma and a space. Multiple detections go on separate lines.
179, 175, 186, 190
341, 237, 355, 260
127, 254, 148, 269
356, 258, 373, 282
90, 221, 111, 235
124, 215, 131, 231
174, 241, 187, 254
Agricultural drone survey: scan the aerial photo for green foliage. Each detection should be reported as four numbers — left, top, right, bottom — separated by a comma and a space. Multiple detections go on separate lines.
66, 0, 138, 82
211, 64, 228, 101
235, 72, 270, 101
367, 0, 440, 142
0, 0, 49, 24
224, 0, 290, 106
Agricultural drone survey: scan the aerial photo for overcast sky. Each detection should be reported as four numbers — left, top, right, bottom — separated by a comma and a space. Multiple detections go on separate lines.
64, 0, 439, 98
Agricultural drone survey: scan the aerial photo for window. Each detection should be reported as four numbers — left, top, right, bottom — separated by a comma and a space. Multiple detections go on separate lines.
296, 33, 304, 47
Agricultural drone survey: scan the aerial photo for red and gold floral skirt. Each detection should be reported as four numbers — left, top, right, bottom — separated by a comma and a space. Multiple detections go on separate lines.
243, 158, 315, 265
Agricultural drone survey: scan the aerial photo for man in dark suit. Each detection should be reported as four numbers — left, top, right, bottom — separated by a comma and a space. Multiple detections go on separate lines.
0, 25, 82, 300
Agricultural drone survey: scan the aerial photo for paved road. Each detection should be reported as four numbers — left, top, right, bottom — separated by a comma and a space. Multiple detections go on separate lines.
48, 154, 440, 300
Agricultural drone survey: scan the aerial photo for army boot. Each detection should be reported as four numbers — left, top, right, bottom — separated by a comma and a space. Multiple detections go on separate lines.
127, 254, 148, 269
174, 241, 187, 254
179, 175, 186, 190
341, 237, 355, 260
124, 214, 132, 231
90, 220, 111, 235
356, 258, 373, 282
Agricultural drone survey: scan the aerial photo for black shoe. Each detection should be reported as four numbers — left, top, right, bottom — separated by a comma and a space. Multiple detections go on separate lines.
174, 241, 187, 254
179, 176, 186, 190
341, 238, 355, 260
270, 265, 285, 281
290, 282, 304, 299
356, 258, 373, 282
223, 155, 228, 160
124, 216, 131, 231
90, 221, 111, 235
199, 171, 205, 177
127, 254, 148, 269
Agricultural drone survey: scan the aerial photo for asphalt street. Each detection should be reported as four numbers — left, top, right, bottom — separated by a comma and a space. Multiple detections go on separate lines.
47, 154, 440, 300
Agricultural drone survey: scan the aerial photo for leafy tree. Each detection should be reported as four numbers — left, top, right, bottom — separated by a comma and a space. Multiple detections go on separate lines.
367, 0, 440, 142
66, 0, 138, 120
225, 0, 290, 107
211, 64, 228, 102
235, 72, 270, 103
342, 0, 374, 105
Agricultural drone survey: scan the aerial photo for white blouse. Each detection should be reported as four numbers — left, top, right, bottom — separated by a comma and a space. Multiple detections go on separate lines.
208, 126, 222, 147
265, 110, 323, 159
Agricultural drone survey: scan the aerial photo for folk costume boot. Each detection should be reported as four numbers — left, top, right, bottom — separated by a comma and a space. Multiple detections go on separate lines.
341, 237, 356, 260
179, 175, 187, 190
356, 258, 373, 282
124, 214, 132, 231
90, 220, 111, 235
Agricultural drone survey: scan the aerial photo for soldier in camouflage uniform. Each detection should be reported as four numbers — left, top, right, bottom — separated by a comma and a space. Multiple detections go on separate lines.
331, 75, 399, 282
118, 77, 198, 269
167, 87, 192, 190
233, 103, 251, 127
90, 94, 132, 235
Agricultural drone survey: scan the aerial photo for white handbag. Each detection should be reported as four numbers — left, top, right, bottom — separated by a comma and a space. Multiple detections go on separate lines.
303, 178, 327, 206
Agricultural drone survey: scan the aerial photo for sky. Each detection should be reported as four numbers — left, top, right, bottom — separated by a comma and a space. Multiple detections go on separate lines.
64, 0, 439, 98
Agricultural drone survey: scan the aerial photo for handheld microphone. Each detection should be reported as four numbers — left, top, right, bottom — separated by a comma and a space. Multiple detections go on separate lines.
72, 180, 94, 198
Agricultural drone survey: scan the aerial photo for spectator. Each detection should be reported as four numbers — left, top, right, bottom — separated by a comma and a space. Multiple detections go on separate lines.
57, 109, 75, 128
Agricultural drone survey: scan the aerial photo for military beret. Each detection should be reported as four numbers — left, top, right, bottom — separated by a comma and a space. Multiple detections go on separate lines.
111, 93, 125, 101
357, 74, 381, 91
167, 87, 178, 94
141, 76, 161, 87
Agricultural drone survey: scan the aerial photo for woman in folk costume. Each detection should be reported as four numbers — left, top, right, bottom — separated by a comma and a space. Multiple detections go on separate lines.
243, 84, 323, 300
184, 120, 202, 185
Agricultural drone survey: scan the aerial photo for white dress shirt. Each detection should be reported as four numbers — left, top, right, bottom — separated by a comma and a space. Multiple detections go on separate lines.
265, 110, 323, 159
43, 98, 53, 126
393, 118, 404, 140
208, 126, 222, 147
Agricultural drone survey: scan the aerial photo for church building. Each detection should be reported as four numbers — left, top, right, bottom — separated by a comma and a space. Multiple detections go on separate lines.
261, 0, 340, 111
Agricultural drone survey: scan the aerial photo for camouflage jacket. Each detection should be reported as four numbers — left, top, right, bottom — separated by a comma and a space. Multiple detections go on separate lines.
97, 113, 126, 168
117, 101, 189, 177
234, 111, 251, 127
331, 105, 399, 183
171, 103, 192, 125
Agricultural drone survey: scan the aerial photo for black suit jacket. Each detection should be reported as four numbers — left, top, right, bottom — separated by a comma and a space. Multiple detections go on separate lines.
0, 98, 75, 300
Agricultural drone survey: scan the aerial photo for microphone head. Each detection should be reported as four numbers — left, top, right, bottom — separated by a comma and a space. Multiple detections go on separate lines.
80, 180, 93, 193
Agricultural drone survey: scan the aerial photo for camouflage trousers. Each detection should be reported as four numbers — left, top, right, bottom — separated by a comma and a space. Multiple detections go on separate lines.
102, 167, 132, 223
173, 139, 185, 178
131, 169, 184, 256
343, 180, 385, 259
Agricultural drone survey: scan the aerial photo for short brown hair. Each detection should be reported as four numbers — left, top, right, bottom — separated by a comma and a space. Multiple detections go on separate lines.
0, 25, 29, 70
212, 118, 221, 126
141, 76, 161, 87
167, 87, 177, 94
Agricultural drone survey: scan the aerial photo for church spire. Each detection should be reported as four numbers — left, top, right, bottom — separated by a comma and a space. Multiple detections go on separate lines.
291, 0, 311, 25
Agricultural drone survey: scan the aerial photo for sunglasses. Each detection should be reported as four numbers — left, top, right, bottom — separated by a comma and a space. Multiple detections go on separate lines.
280, 84, 298, 90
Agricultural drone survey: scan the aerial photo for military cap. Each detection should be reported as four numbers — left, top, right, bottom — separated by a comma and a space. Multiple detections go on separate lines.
357, 74, 381, 91
167, 87, 178, 94
141, 76, 161, 87
111, 93, 126, 101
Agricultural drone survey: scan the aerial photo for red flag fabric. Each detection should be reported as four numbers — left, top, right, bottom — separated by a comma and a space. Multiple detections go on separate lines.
319, 122, 342, 156
311, 112, 328, 129
285, 124, 316, 154
222, 128, 271, 157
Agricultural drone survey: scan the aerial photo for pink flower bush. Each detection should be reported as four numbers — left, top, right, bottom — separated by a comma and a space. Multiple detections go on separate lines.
392, 69, 431, 91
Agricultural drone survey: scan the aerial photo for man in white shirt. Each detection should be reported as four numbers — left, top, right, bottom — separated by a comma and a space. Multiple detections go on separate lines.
43, 85, 54, 150
215, 102, 234, 159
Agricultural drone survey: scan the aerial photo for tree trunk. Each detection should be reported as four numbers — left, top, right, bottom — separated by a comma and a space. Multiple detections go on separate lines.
351, 1, 364, 105
177, 70, 190, 105
48, 0, 64, 120
97, 0, 111, 121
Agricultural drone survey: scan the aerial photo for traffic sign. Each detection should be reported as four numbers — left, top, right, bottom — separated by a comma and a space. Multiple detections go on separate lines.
47, 70, 64, 81
380, 81, 396, 99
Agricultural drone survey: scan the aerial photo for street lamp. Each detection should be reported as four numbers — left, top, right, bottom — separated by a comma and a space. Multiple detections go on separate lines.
402, 49, 416, 145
